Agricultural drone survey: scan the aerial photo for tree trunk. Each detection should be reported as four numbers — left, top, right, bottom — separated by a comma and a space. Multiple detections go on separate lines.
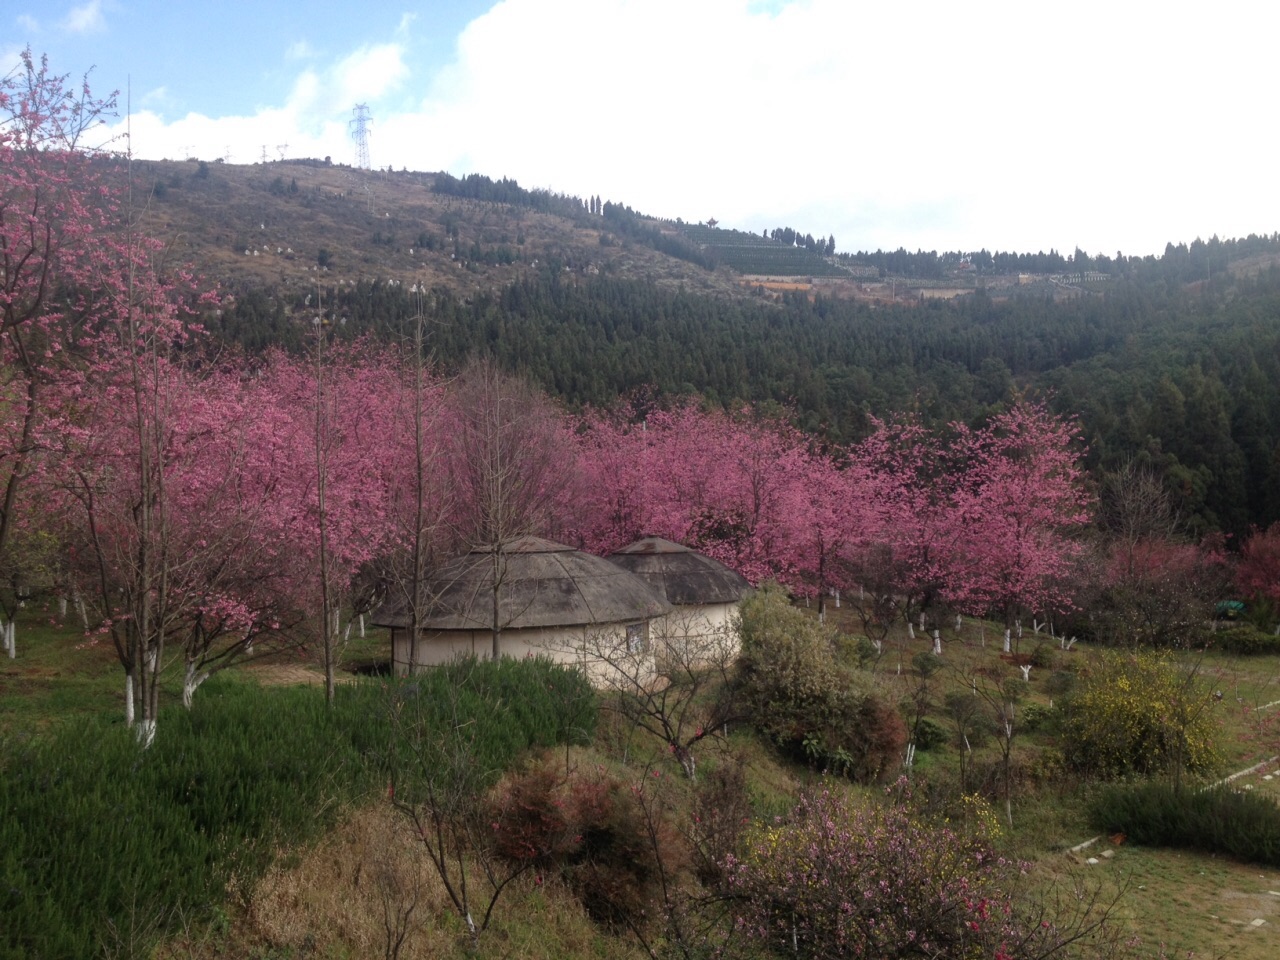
182, 660, 210, 708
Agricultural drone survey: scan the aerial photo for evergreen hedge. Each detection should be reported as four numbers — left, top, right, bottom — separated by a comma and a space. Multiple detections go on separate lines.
1089, 782, 1280, 866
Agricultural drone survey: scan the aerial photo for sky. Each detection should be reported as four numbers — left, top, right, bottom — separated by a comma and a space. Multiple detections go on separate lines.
5, 0, 1278, 258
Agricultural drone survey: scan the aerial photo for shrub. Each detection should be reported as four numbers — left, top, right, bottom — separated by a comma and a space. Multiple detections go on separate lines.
1030, 642, 1058, 669
737, 585, 905, 781
727, 783, 1117, 960
1211, 625, 1280, 656
912, 649, 943, 677
488, 758, 684, 929
1090, 782, 1280, 867
1019, 702, 1056, 734
1044, 669, 1077, 698
913, 715, 950, 751
1057, 651, 1220, 780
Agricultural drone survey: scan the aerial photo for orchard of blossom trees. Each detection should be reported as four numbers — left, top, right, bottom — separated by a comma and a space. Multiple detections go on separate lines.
10, 52, 1279, 751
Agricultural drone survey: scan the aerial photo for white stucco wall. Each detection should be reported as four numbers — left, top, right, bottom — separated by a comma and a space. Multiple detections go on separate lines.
391, 620, 657, 686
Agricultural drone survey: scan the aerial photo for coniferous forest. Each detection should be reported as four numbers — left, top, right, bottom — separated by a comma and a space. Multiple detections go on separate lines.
213, 257, 1280, 539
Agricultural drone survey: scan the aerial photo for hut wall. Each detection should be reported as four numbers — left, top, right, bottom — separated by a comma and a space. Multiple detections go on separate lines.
651, 602, 742, 658
392, 621, 657, 687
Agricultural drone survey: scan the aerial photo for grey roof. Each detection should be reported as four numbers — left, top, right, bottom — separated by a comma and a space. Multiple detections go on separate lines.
373, 535, 672, 631
606, 537, 752, 605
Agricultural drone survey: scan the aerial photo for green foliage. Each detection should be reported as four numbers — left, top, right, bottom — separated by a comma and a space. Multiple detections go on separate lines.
1090, 782, 1280, 867
912, 715, 949, 751
737, 585, 906, 781
1057, 651, 1221, 780
1019, 702, 1056, 734
1044, 668, 1077, 698
1030, 642, 1058, 669
0, 656, 594, 958
912, 649, 943, 677
0, 678, 379, 957
1210, 624, 1280, 656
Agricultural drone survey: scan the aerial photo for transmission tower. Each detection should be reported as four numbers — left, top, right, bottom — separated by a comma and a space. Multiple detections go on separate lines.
350, 104, 372, 170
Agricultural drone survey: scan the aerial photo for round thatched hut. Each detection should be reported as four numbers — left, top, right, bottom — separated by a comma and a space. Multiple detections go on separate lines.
606, 537, 752, 655
375, 535, 672, 679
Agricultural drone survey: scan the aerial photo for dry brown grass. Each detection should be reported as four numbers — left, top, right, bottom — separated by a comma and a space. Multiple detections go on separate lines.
119, 158, 746, 307
160, 800, 643, 960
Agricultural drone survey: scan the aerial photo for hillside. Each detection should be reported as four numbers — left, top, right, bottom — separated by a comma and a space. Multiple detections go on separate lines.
128, 158, 743, 300
111, 158, 1280, 537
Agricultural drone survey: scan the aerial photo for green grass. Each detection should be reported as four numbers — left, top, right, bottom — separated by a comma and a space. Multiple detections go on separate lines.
0, 608, 123, 733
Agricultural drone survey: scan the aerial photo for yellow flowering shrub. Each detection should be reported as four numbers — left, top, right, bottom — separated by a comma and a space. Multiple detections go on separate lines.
1059, 651, 1221, 779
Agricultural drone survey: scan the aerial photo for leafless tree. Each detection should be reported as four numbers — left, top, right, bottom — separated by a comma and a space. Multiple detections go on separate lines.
380, 293, 452, 674
577, 609, 746, 781
446, 357, 569, 658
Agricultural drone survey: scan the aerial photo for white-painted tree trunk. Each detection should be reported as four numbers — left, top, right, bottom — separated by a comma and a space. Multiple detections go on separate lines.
59, 596, 68, 618
7, 620, 15, 658
136, 719, 156, 749
125, 674, 135, 727
1003, 629, 1011, 653
359, 613, 366, 637
1020, 665, 1032, 681
182, 662, 210, 708
932, 630, 941, 655
834, 590, 840, 609
907, 622, 915, 640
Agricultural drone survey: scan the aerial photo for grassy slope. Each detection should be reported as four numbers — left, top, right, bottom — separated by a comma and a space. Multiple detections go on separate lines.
8, 604, 1280, 958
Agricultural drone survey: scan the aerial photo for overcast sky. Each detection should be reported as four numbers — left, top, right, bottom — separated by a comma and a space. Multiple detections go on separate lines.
6, 0, 1278, 258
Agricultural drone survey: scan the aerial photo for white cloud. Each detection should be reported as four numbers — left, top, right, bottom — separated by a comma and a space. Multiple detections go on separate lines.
116, 41, 407, 165
285, 40, 315, 61
16, 14, 40, 33
115, 0, 1280, 254
61, 0, 105, 35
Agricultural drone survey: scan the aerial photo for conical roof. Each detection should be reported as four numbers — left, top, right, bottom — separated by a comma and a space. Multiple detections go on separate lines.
374, 535, 672, 631
606, 537, 752, 605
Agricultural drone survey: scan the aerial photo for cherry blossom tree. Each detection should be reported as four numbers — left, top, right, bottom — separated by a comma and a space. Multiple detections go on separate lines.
850, 415, 960, 628
571, 400, 828, 590
0, 50, 118, 642
51, 229, 216, 743
1237, 523, 1280, 608
257, 343, 400, 701
946, 400, 1093, 626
